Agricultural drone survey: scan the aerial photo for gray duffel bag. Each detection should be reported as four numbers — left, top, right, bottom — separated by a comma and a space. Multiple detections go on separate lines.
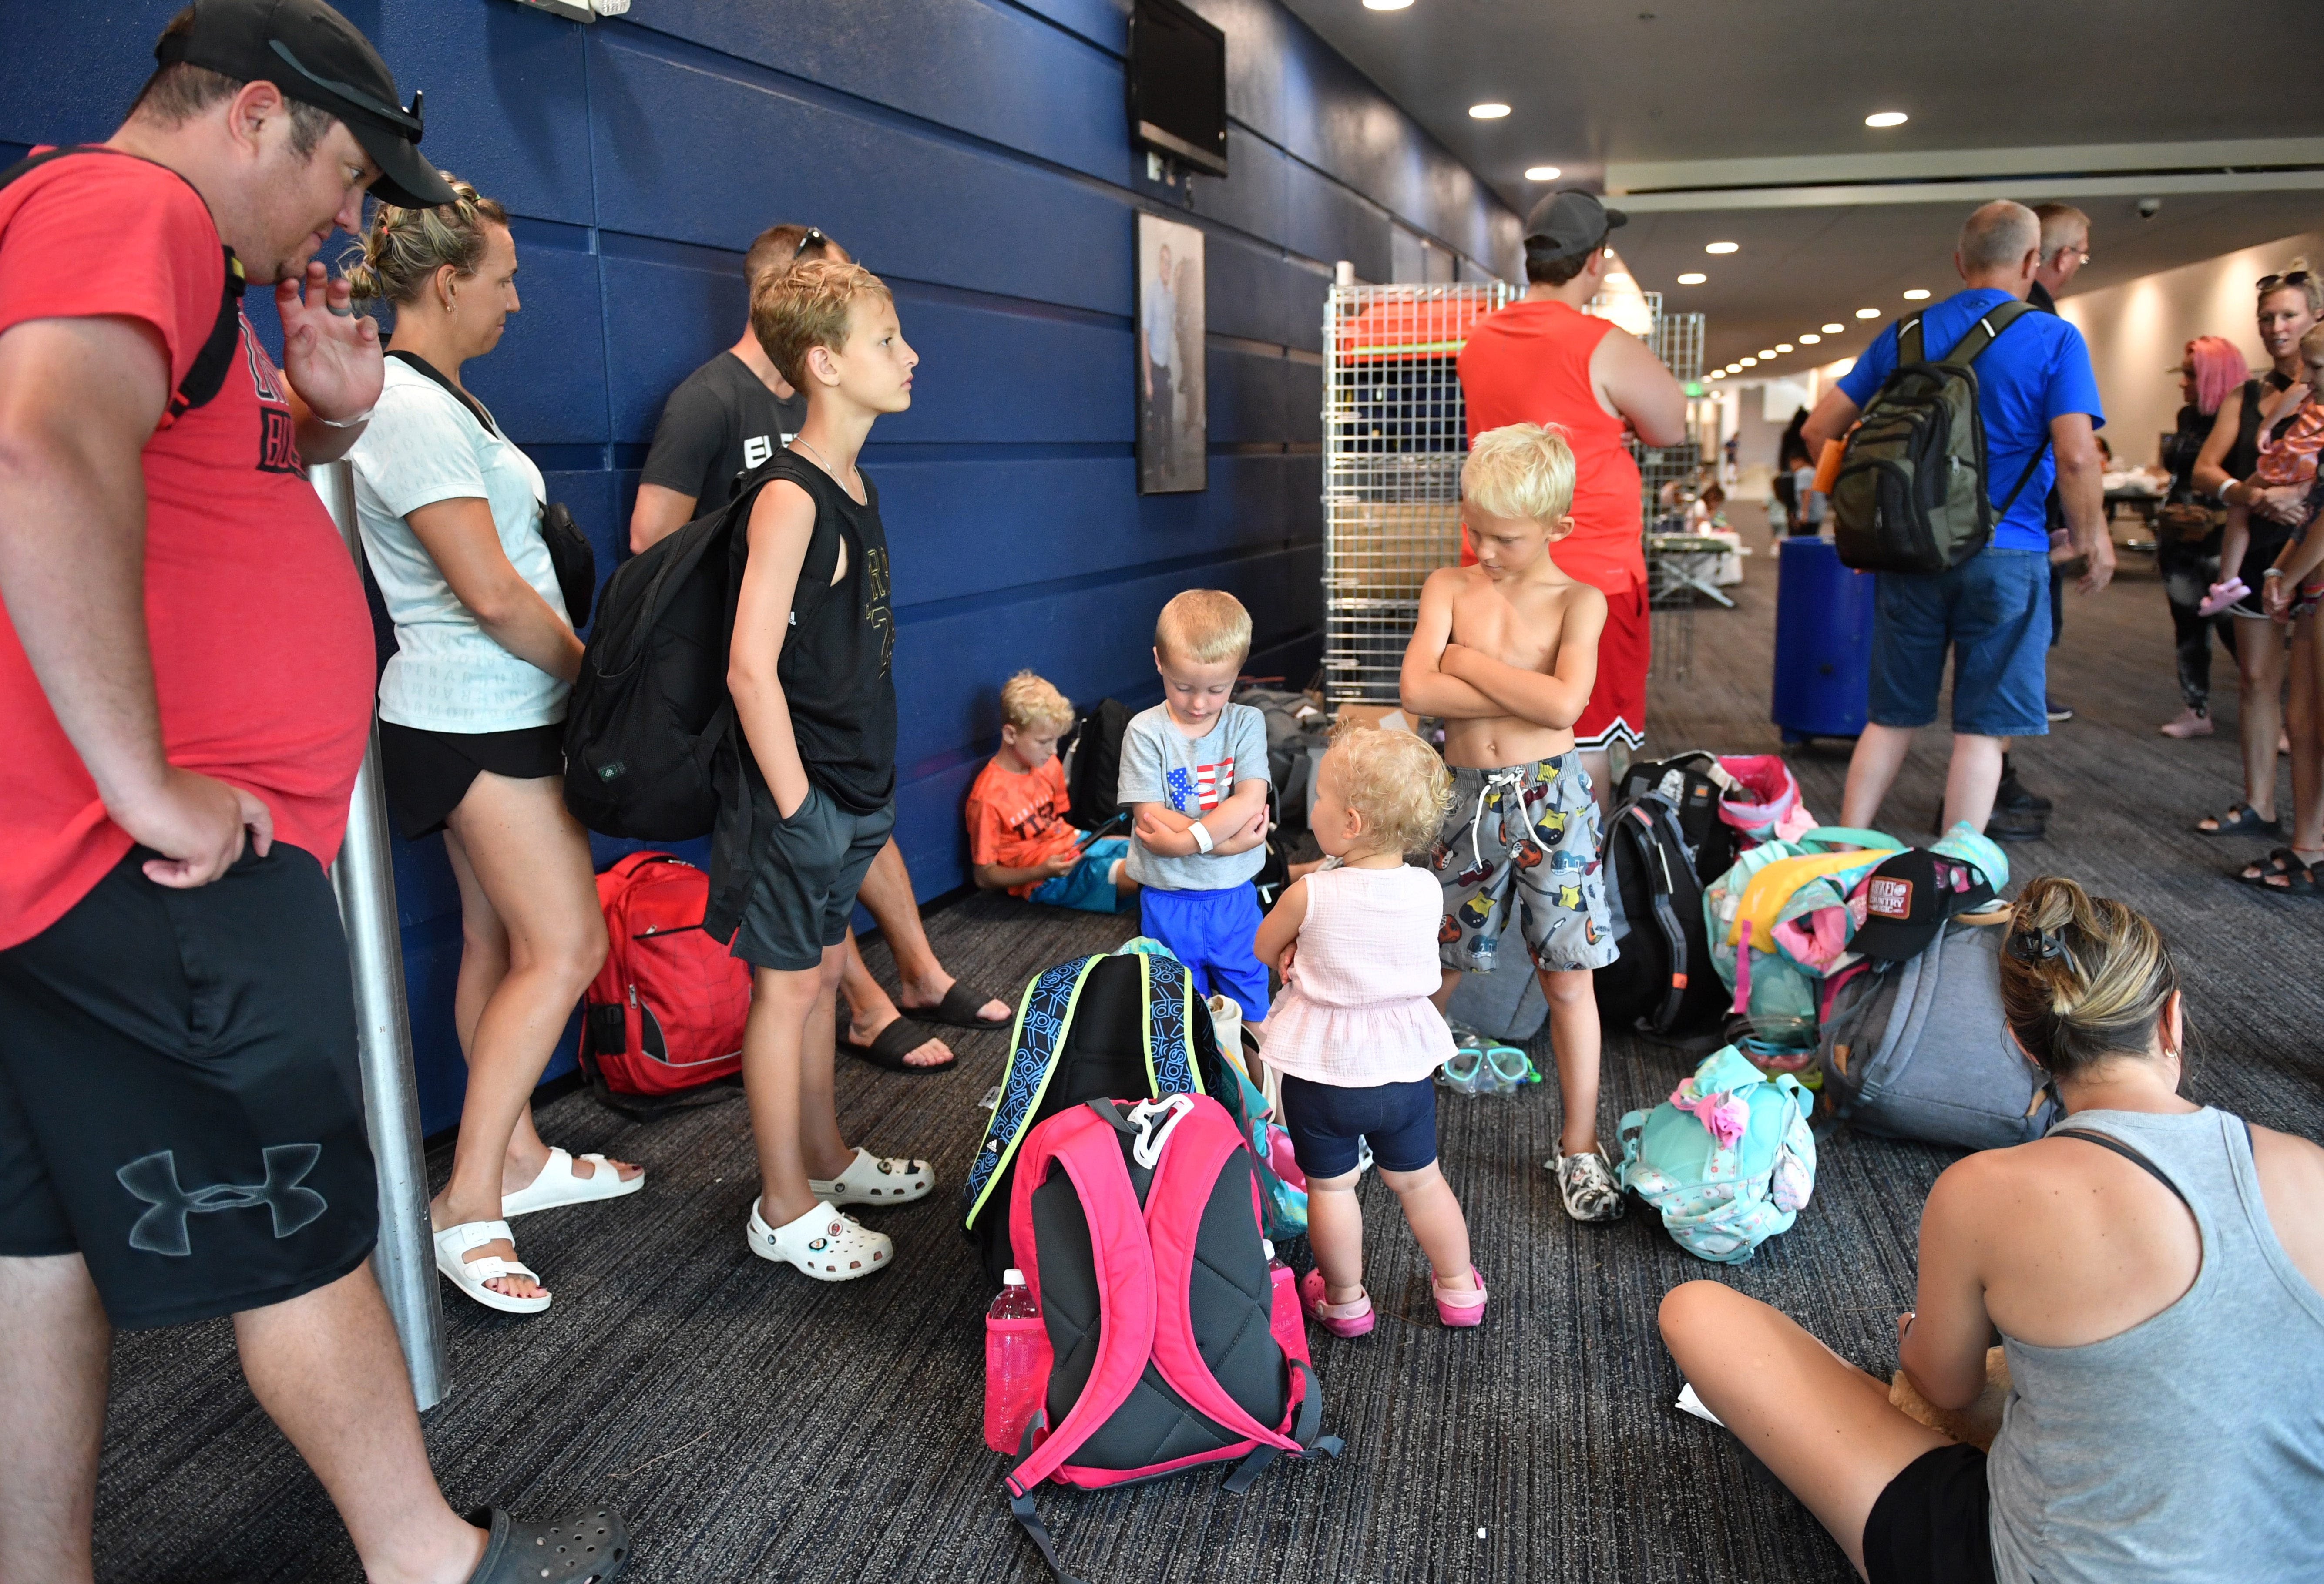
1817, 919, 2061, 1151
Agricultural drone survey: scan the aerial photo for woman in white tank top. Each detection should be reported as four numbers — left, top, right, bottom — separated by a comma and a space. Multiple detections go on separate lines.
1657, 876, 2324, 1584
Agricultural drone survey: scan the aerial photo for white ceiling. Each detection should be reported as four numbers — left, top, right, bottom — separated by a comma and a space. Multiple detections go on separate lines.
1282, 0, 2324, 375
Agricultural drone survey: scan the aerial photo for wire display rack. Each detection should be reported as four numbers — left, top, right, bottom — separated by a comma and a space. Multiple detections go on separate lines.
1321, 282, 1706, 706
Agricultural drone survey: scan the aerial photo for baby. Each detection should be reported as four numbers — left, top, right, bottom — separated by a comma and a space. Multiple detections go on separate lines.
1254, 722, 1482, 1332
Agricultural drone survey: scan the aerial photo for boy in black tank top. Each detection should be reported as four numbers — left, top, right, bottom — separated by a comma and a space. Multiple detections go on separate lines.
709, 258, 929, 1280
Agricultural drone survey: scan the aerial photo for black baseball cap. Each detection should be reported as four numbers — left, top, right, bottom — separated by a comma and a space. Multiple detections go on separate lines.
1524, 190, 1627, 264
1851, 849, 1997, 963
155, 0, 457, 210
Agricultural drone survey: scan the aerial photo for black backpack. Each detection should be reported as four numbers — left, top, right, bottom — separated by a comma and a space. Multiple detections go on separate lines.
1061, 698, 1132, 832
1594, 783, 1727, 1038
1831, 301, 2049, 575
562, 473, 769, 839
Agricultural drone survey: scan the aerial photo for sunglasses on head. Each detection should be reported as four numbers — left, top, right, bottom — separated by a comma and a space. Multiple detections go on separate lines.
793, 227, 827, 262
2258, 270, 2315, 292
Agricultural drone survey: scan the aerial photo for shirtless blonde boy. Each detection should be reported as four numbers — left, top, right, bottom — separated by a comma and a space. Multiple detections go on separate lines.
1400, 423, 1623, 1223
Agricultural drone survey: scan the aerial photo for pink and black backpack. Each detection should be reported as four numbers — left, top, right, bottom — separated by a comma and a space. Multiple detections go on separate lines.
1001, 1095, 1342, 1582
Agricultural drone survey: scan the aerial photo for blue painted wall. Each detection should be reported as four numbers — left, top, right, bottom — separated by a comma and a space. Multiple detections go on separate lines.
3, 0, 1518, 1132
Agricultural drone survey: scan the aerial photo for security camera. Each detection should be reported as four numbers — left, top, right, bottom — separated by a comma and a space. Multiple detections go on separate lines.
2137, 198, 2163, 220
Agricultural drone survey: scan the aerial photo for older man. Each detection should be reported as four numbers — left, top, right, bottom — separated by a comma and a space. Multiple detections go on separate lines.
0, 3, 625, 1579
1803, 201, 2113, 844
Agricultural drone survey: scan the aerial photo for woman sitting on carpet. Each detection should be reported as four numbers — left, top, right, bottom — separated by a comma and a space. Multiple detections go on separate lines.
1658, 877, 2324, 1584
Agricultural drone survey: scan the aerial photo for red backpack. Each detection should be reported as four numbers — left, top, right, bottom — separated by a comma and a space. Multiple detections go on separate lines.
578, 852, 750, 1111
1001, 1095, 1342, 1582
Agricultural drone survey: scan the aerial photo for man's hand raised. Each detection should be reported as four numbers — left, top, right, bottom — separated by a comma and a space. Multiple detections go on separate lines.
278, 261, 383, 423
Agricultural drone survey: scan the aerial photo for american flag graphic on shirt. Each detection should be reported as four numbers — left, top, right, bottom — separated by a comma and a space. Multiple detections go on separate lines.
1165, 755, 1235, 813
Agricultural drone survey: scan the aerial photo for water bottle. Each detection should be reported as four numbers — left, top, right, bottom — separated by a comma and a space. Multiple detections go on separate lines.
1264, 1238, 1295, 1309
984, 1269, 1045, 1454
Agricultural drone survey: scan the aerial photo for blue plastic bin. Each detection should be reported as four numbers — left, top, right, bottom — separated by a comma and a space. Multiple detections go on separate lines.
1772, 536, 1875, 745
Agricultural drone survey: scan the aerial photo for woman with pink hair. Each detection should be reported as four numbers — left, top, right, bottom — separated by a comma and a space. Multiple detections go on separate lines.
2155, 335, 2258, 738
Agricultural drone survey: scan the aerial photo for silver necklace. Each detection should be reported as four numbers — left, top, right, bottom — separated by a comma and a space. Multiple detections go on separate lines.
795, 436, 860, 497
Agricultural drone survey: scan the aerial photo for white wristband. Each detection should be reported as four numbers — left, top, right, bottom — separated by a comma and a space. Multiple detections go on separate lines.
1188, 819, 1215, 854
313, 405, 376, 430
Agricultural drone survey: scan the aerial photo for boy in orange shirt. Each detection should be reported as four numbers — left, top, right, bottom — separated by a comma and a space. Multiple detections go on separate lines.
967, 672, 1137, 913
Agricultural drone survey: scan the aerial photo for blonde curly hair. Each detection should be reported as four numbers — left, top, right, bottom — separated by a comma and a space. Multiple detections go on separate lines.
1000, 670, 1074, 733
342, 173, 507, 308
751, 257, 894, 393
1327, 720, 1452, 857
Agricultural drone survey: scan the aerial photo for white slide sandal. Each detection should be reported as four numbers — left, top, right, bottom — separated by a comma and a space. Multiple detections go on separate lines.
747, 1198, 892, 1280
434, 1218, 551, 1314
501, 1147, 645, 1218
807, 1147, 934, 1207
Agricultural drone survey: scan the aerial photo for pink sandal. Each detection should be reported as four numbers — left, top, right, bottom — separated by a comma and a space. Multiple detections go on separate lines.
1433, 1267, 1488, 1328
1300, 1268, 1375, 1337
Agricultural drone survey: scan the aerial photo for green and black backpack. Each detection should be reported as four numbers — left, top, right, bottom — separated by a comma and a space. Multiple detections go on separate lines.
1830, 301, 2049, 576
962, 943, 1293, 1287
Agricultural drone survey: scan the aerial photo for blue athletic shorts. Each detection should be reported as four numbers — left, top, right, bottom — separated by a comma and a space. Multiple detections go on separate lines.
1137, 884, 1269, 1022
1029, 838, 1132, 914
1279, 1073, 1439, 1179
1869, 548, 2051, 739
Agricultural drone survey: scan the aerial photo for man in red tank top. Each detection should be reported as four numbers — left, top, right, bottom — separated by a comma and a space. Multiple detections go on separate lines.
1458, 192, 1689, 806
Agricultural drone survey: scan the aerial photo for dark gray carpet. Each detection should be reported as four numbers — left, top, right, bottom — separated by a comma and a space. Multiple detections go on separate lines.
93, 547, 2324, 1582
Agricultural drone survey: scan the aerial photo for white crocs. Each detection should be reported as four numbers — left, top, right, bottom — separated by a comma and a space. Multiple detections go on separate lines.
433, 1218, 551, 1314
748, 1198, 892, 1280
807, 1146, 934, 1206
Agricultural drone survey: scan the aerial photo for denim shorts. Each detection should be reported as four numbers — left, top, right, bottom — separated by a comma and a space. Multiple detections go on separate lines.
1869, 549, 2051, 738
1280, 1073, 1439, 1180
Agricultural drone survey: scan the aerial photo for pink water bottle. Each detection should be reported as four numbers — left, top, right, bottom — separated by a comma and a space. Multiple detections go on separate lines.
984, 1269, 1047, 1454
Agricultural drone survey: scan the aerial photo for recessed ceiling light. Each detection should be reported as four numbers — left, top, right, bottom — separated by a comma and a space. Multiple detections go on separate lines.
1822, 322, 1845, 334
1902, 288, 1931, 301
1739, 356, 1758, 367
1705, 241, 1739, 255
1776, 342, 1794, 353
1363, 0, 1413, 8
1725, 362, 1741, 372
1799, 333, 1821, 345
1864, 111, 1908, 128
1856, 307, 1882, 319
1470, 102, 1511, 119
1676, 272, 1706, 285
1605, 272, 1634, 287
1758, 349, 1777, 358
1525, 164, 1562, 181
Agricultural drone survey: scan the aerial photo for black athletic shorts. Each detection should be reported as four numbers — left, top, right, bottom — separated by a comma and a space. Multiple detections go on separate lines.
1862, 1444, 1996, 1584
0, 844, 379, 1329
717, 777, 895, 973
378, 721, 564, 839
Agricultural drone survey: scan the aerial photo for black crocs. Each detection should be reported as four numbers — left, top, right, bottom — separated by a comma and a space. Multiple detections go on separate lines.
464, 1507, 631, 1584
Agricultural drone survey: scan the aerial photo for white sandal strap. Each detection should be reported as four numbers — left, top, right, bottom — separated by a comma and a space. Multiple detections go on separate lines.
438, 1218, 518, 1255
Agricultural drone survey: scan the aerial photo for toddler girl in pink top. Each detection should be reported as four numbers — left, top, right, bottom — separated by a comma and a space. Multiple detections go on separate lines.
1253, 724, 1481, 1332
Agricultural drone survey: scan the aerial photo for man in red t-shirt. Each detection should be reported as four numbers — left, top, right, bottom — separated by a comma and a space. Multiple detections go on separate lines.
1457, 191, 1689, 807
0, 3, 625, 1579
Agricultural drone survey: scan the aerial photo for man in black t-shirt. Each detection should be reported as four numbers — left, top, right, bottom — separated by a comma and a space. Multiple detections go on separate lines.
630, 223, 1006, 1068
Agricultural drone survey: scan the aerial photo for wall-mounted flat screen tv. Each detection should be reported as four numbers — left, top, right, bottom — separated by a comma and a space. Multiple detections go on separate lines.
1128, 0, 1227, 177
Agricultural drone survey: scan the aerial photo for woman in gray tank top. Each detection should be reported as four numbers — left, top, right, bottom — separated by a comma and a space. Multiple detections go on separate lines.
1659, 876, 2324, 1584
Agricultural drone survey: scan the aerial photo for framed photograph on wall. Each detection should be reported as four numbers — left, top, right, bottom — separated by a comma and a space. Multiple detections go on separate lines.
1136, 211, 1206, 494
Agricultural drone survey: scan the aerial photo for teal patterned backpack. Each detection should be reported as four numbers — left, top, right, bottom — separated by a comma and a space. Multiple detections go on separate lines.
960, 943, 1300, 1285
1615, 1045, 1818, 1264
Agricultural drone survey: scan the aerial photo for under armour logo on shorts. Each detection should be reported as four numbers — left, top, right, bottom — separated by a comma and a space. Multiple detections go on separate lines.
115, 1145, 328, 1256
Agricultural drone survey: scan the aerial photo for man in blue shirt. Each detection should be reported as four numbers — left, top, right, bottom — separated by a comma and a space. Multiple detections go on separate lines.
1141, 242, 1179, 479
1803, 201, 2114, 840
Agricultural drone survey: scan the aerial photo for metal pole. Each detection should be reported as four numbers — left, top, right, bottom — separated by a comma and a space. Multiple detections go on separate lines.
309, 459, 449, 1411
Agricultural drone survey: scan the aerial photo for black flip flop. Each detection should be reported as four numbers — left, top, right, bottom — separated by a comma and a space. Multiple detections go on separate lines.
2196, 803, 2280, 837
463, 1507, 629, 1583
910, 981, 1011, 1031
841, 1017, 954, 1074
2237, 847, 2297, 886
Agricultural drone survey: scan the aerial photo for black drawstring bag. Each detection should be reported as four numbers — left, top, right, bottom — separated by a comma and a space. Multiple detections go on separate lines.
539, 500, 596, 629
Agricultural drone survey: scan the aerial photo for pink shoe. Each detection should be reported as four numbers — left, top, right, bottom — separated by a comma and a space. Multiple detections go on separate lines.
2158, 708, 2213, 739
1432, 1267, 1488, 1328
1299, 1268, 1374, 1337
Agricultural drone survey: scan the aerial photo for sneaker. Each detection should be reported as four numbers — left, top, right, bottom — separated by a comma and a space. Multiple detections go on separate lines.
2045, 697, 2074, 723
1985, 806, 2046, 843
1552, 1147, 1625, 1222
2159, 707, 2213, 739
